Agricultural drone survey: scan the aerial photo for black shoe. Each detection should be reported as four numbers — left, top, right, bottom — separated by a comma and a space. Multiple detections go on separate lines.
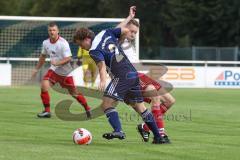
152, 136, 166, 144
102, 131, 126, 140
137, 124, 150, 142
37, 111, 51, 118
86, 110, 92, 118
162, 134, 171, 144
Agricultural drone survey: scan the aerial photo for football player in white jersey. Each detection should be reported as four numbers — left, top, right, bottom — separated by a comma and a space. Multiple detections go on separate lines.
32, 22, 91, 118
117, 18, 175, 143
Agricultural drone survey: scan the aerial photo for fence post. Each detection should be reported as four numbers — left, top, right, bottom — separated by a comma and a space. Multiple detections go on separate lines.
204, 61, 208, 88
234, 46, 238, 61
192, 46, 196, 60
6, 57, 10, 64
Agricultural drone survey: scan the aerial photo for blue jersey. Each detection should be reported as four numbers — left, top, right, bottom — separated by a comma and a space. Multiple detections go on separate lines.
89, 28, 137, 79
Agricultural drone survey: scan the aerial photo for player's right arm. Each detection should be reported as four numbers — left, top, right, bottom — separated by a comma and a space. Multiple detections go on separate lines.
97, 61, 107, 91
89, 50, 106, 91
31, 42, 47, 79
31, 54, 46, 79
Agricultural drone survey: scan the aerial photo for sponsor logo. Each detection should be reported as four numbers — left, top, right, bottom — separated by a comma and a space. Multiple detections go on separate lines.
215, 70, 240, 86
161, 68, 195, 81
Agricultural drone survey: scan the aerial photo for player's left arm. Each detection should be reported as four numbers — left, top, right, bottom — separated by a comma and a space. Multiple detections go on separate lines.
110, 6, 136, 40
116, 6, 136, 29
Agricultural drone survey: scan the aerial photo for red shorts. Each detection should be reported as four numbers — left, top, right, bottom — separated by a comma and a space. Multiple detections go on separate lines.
138, 73, 161, 104
43, 70, 75, 89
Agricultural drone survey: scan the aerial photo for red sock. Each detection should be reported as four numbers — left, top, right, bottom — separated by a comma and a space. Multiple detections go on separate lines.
143, 123, 150, 132
152, 105, 164, 129
40, 91, 50, 112
76, 94, 90, 111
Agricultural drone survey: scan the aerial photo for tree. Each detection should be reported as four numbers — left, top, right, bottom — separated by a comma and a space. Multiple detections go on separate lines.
163, 0, 240, 46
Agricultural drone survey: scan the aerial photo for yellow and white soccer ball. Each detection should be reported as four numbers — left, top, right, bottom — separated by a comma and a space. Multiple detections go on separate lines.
72, 128, 92, 145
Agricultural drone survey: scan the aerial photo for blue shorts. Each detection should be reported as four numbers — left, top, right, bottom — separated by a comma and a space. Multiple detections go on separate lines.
104, 77, 144, 104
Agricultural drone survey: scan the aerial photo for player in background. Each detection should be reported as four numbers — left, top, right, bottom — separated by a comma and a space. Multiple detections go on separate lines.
73, 6, 166, 144
31, 22, 91, 118
76, 47, 97, 87
117, 19, 176, 143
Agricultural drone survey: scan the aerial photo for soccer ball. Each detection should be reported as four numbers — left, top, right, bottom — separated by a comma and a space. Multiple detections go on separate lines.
72, 128, 92, 145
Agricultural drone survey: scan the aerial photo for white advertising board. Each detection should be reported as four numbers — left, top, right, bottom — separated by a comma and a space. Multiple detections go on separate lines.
71, 65, 240, 89
0, 64, 11, 86
206, 67, 240, 88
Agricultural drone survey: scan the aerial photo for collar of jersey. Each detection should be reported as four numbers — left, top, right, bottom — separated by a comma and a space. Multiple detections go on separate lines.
49, 36, 60, 44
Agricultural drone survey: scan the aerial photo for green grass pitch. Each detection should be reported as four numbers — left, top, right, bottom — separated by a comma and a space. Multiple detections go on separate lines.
0, 86, 239, 160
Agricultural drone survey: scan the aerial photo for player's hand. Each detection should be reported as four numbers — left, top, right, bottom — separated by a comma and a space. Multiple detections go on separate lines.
51, 60, 58, 66
129, 6, 136, 19
98, 81, 106, 92
31, 69, 38, 80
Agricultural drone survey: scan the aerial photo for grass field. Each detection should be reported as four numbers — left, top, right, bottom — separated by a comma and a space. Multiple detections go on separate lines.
0, 86, 240, 160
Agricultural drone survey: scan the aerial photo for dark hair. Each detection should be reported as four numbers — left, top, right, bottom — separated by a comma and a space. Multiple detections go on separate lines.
73, 28, 95, 43
127, 19, 140, 27
48, 22, 58, 28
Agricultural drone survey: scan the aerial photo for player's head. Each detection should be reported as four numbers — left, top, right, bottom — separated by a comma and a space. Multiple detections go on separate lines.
48, 22, 59, 40
73, 28, 95, 50
125, 19, 139, 41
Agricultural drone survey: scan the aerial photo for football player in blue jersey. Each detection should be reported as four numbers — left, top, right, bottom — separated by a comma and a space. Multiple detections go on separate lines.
73, 6, 166, 144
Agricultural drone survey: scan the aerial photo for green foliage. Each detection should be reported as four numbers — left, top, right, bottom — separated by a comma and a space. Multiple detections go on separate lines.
1, 0, 240, 48
0, 0, 20, 15
163, 0, 240, 46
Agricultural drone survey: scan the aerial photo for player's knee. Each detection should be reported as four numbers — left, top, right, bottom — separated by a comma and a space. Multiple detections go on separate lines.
145, 85, 158, 98
145, 84, 156, 91
131, 102, 146, 114
151, 96, 161, 106
71, 94, 78, 99
168, 97, 176, 107
68, 88, 78, 97
41, 80, 51, 92
101, 101, 114, 111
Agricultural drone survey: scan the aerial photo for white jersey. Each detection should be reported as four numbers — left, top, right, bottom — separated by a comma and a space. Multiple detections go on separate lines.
41, 36, 73, 76
121, 39, 138, 63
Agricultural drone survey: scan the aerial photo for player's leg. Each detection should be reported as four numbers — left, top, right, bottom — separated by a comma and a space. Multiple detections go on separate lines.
142, 85, 163, 133
37, 70, 55, 118
137, 73, 174, 142
130, 102, 166, 144
101, 78, 126, 140
38, 79, 53, 118
101, 96, 125, 140
159, 92, 176, 114
63, 76, 92, 118
139, 85, 174, 143
135, 83, 160, 142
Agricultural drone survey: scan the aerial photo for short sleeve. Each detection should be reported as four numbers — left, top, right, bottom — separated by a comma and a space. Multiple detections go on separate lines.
108, 28, 121, 38
62, 41, 72, 57
89, 50, 104, 64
